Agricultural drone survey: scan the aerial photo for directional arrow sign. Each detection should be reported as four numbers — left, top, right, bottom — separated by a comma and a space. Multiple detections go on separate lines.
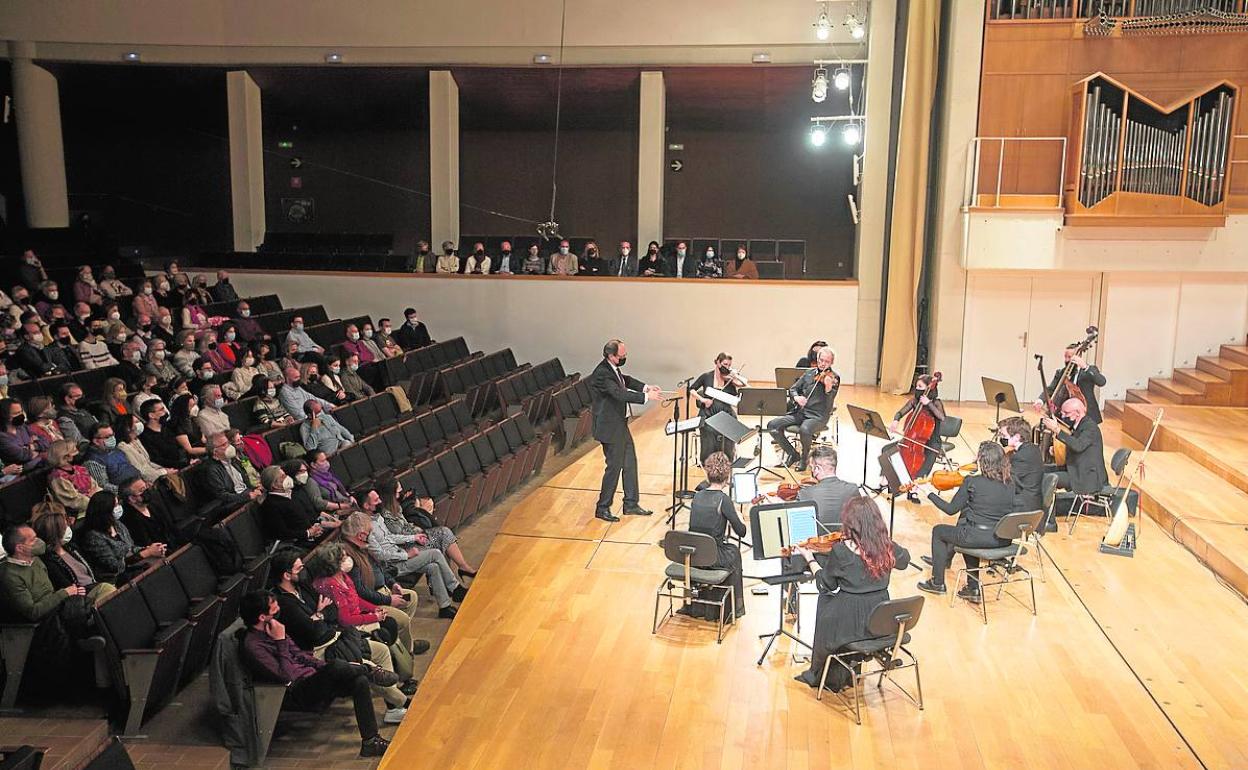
289, 157, 303, 169
669, 159, 683, 172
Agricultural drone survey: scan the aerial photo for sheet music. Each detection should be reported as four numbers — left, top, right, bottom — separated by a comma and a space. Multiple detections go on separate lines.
787, 505, 818, 543
664, 417, 702, 435
704, 386, 741, 407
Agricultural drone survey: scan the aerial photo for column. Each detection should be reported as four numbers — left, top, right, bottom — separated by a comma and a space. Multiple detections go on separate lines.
637, 71, 666, 249
227, 70, 265, 252
429, 70, 460, 250
854, 0, 898, 386
11, 44, 69, 229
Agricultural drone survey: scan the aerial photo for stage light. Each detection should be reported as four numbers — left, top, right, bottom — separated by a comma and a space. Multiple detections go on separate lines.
751, 52, 772, 64
810, 123, 829, 147
122, 51, 141, 63
846, 13, 866, 40
324, 52, 343, 63
842, 122, 862, 146
833, 66, 851, 91
533, 53, 553, 64
811, 67, 829, 104
814, 12, 832, 40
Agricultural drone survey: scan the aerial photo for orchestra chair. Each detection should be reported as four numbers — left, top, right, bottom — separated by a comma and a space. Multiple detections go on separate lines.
950, 510, 1044, 625
936, 415, 963, 457
818, 595, 925, 725
652, 531, 736, 644
1068, 448, 1132, 535
1028, 473, 1060, 582
780, 411, 838, 459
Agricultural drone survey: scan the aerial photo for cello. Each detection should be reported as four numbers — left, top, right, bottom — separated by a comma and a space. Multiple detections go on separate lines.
899, 372, 942, 478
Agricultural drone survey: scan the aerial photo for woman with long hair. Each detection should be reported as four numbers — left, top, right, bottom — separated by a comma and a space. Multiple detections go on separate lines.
793, 496, 910, 691
375, 476, 477, 579
338, 512, 428, 661
33, 511, 116, 604
75, 490, 165, 584
890, 373, 948, 493
916, 441, 1015, 602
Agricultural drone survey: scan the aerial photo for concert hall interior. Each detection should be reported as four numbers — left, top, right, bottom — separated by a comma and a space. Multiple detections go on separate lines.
2, 1, 1248, 769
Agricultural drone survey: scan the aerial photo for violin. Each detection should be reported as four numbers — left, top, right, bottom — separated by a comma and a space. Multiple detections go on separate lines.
775, 478, 816, 501
780, 531, 844, 556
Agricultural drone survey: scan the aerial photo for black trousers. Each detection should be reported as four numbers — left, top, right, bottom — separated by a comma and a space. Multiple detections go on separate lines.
288, 661, 378, 740
597, 431, 639, 511
766, 414, 827, 465
698, 423, 735, 463
930, 522, 1008, 588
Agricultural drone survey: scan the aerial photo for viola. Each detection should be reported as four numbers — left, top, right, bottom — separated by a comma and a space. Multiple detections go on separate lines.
900, 372, 943, 477
907, 463, 978, 492
775, 478, 816, 501
780, 531, 845, 557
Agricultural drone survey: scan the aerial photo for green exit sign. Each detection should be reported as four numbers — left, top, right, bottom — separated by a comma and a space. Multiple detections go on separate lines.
277, 140, 294, 149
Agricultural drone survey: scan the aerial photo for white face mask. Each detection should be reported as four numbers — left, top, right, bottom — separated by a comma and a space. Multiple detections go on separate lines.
348, 332, 359, 341
62, 527, 74, 544
223, 445, 237, 459
154, 349, 166, 360
329, 366, 340, 375
112, 504, 124, 520
622, 248, 630, 256
559, 247, 569, 255
281, 476, 295, 491
240, 309, 251, 318
363, 329, 374, 339
340, 556, 354, 574
266, 387, 276, 398
295, 471, 309, 484
189, 404, 200, 417
109, 312, 121, 321
677, 249, 686, 257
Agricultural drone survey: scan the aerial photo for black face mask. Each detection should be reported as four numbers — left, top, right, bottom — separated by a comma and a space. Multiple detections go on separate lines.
502, 250, 511, 256
419, 247, 430, 255
11, 413, 25, 427
616, 356, 627, 367
58, 337, 72, 346
475, 249, 484, 255
588, 249, 597, 257
444, 248, 455, 256
648, 248, 658, 256
718, 366, 731, 376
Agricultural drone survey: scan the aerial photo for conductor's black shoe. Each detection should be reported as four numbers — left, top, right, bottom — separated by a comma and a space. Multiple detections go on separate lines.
437, 605, 458, 619
595, 509, 620, 522
623, 505, 653, 516
451, 584, 469, 602
360, 735, 391, 758
916, 579, 946, 595
957, 586, 983, 604
920, 555, 934, 567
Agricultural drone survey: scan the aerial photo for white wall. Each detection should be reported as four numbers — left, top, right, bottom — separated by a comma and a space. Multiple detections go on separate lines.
226, 272, 860, 392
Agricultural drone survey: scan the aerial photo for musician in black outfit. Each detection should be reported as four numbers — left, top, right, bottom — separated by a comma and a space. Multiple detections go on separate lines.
1033, 345, 1106, 424
917, 441, 1016, 603
792, 496, 910, 692
997, 416, 1048, 531
1041, 398, 1109, 516
795, 340, 828, 369
690, 353, 747, 462
683, 452, 747, 619
890, 374, 946, 493
767, 348, 839, 471
589, 339, 661, 522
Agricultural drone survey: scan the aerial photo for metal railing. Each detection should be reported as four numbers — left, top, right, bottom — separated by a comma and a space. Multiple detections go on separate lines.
964, 136, 1068, 209
988, 0, 1247, 20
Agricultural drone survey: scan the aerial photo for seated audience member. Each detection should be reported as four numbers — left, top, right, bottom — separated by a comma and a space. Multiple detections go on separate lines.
237, 590, 393, 758
97, 266, 132, 301
119, 477, 188, 549
407, 240, 433, 273
77, 325, 118, 370
337, 515, 429, 656
286, 316, 326, 363
341, 324, 375, 364
377, 477, 477, 578
321, 358, 353, 403
0, 397, 45, 473
521, 243, 544, 275
580, 242, 608, 275
609, 241, 638, 277
76, 490, 166, 584
233, 300, 268, 344
115, 412, 169, 482
308, 449, 355, 511
166, 260, 190, 291
8, 284, 37, 320
82, 423, 141, 495
285, 458, 346, 529
299, 361, 342, 405
152, 276, 179, 312
180, 291, 214, 336
199, 329, 235, 374
492, 240, 516, 275
683, 452, 746, 619
0, 360, 9, 399
129, 373, 163, 414
145, 338, 180, 387
173, 330, 200, 378
278, 366, 335, 418
117, 341, 147, 390
139, 399, 190, 469
73, 266, 105, 307
66, 301, 94, 341
198, 383, 231, 436
33, 513, 116, 603
185, 274, 215, 307
339, 352, 375, 401
727, 245, 760, 279
35, 280, 62, 319
47, 322, 84, 373
393, 308, 431, 350
203, 431, 262, 514
132, 279, 160, 319
254, 340, 284, 382
226, 346, 262, 400
358, 487, 466, 618
278, 339, 303, 375
301, 399, 354, 455
258, 464, 323, 545
249, 374, 295, 427
464, 242, 491, 274
15, 321, 61, 377
668, 241, 698, 278
637, 241, 664, 277
435, 240, 459, 274
101, 377, 130, 421
212, 325, 243, 372
548, 240, 578, 275
27, 395, 64, 449
226, 429, 262, 489
192, 357, 220, 388
211, 270, 239, 303
18, 250, 46, 293
47, 440, 103, 516
371, 320, 403, 359
696, 245, 723, 278
169, 392, 208, 460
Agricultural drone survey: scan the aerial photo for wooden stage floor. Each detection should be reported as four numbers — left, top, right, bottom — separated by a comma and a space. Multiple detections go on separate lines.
382, 387, 1248, 770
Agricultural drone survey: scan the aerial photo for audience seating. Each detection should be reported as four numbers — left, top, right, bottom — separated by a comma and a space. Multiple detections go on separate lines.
135, 561, 224, 685
209, 619, 289, 768
0, 623, 38, 710
168, 544, 250, 638
215, 508, 274, 591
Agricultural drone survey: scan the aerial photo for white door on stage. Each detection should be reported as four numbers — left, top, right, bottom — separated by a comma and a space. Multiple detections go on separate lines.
1023, 275, 1098, 404
960, 273, 1032, 404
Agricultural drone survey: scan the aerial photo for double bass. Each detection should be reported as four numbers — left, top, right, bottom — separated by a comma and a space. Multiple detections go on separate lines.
899, 372, 942, 478
1036, 326, 1099, 466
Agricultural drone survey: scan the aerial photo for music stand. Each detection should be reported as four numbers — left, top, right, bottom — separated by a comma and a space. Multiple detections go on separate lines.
747, 501, 817, 665
981, 376, 1021, 427
705, 411, 755, 456
737, 388, 789, 480
877, 441, 913, 534
846, 404, 891, 491
773, 367, 808, 390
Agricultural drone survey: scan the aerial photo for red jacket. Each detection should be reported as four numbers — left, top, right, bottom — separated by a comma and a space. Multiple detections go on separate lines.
312, 574, 381, 627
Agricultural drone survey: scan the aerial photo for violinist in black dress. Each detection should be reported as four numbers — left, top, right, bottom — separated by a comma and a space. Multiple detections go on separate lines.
792, 496, 910, 691
690, 353, 748, 462
684, 452, 747, 618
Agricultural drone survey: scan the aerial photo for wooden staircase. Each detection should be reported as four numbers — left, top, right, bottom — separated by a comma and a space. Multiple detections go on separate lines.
1104, 341, 1248, 419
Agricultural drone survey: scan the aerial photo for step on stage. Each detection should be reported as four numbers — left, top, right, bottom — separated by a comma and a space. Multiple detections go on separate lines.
382, 387, 1248, 770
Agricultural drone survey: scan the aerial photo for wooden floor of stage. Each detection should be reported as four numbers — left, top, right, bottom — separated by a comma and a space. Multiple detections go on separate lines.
383, 387, 1248, 770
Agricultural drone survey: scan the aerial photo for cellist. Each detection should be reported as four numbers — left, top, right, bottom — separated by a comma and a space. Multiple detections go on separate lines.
890, 374, 946, 500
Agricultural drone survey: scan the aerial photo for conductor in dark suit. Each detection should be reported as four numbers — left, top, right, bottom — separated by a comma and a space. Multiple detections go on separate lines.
590, 339, 661, 522
1042, 398, 1109, 516
1034, 346, 1106, 424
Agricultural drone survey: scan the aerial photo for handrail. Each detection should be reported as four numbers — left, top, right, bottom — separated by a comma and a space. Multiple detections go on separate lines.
964, 136, 1068, 209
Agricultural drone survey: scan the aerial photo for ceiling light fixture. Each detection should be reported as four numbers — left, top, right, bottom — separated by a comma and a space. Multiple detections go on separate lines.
814, 12, 832, 40
122, 51, 141, 63
842, 122, 862, 146
324, 52, 343, 63
810, 123, 829, 147
811, 66, 829, 104
845, 13, 866, 40
833, 66, 851, 91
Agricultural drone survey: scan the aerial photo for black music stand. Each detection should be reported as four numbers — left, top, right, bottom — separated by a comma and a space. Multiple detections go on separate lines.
747, 501, 817, 665
846, 404, 891, 491
737, 388, 789, 480
705, 411, 755, 458
982, 376, 1021, 427
663, 381, 698, 527
773, 367, 808, 390
877, 441, 912, 535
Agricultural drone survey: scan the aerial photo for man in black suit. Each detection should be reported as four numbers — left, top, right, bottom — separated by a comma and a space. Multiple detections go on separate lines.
18, 250, 46, 293
393, 307, 432, 350
1042, 398, 1109, 517
608, 241, 638, 277
14, 322, 60, 378
666, 242, 699, 279
589, 339, 661, 522
1034, 346, 1106, 424
767, 348, 838, 471
999, 416, 1047, 528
